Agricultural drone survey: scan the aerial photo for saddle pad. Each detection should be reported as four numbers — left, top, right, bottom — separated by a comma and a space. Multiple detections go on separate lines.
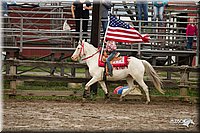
98, 55, 128, 67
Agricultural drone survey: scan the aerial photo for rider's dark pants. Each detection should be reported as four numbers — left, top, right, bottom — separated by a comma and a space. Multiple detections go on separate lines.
106, 50, 116, 76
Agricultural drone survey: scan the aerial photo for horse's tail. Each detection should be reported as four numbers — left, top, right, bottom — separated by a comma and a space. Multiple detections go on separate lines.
142, 60, 165, 94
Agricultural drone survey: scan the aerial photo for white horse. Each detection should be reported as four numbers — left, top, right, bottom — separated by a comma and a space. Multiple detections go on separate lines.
71, 40, 165, 104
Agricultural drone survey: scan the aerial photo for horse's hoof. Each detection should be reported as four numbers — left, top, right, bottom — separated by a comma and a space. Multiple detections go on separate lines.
83, 90, 90, 98
82, 97, 86, 102
145, 101, 150, 104
105, 93, 110, 99
119, 96, 123, 102
104, 98, 110, 103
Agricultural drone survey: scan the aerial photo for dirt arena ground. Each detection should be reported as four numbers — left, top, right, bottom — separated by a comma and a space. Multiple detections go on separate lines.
2, 99, 199, 132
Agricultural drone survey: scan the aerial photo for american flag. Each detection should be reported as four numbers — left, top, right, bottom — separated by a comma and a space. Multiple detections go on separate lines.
105, 15, 150, 43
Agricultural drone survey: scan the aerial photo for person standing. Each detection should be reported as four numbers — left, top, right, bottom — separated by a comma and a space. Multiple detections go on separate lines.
152, 0, 168, 27
101, 0, 112, 34
71, 0, 92, 40
186, 18, 198, 50
136, 0, 148, 26
2, 0, 17, 17
2, 0, 8, 17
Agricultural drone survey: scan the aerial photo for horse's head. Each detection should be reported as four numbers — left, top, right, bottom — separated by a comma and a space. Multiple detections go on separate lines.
71, 40, 86, 61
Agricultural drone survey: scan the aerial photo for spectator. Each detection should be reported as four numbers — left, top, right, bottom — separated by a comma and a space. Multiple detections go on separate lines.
136, 0, 148, 26
101, 0, 112, 34
186, 18, 198, 50
2, 0, 17, 17
152, 0, 168, 27
71, 0, 92, 40
104, 40, 117, 77
2, 0, 8, 17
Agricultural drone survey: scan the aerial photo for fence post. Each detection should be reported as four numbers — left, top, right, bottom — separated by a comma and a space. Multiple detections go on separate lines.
90, 2, 101, 95
80, 19, 83, 40
60, 53, 65, 76
20, 17, 23, 52
138, 21, 142, 58
167, 56, 172, 79
197, 1, 200, 66
85, 67, 90, 79
71, 67, 75, 77
178, 65, 189, 97
5, 52, 10, 74
9, 60, 17, 95
50, 53, 55, 76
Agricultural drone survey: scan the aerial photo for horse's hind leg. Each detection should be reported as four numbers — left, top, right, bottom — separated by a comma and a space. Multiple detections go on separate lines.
120, 77, 134, 101
136, 79, 150, 104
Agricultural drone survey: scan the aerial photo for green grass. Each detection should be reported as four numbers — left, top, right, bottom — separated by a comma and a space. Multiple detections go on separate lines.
16, 66, 86, 73
149, 88, 180, 96
188, 88, 199, 97
3, 94, 82, 101
17, 81, 85, 91
24, 81, 68, 87
3, 80, 199, 100
3, 80, 10, 90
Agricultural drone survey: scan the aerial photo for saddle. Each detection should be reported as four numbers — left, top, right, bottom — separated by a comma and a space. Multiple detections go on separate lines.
102, 51, 121, 62
98, 52, 128, 67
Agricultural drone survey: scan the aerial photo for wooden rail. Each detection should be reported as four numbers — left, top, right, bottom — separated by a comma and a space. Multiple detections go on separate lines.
2, 59, 199, 100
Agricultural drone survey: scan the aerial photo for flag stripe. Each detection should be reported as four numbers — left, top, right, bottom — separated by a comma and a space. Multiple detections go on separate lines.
106, 35, 143, 41
106, 36, 143, 43
106, 27, 143, 42
106, 30, 142, 39
106, 38, 143, 43
106, 34, 143, 40
105, 15, 150, 43
107, 27, 141, 38
107, 27, 142, 37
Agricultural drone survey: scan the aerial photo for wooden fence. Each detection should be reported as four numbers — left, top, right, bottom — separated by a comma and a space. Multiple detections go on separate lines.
2, 59, 199, 102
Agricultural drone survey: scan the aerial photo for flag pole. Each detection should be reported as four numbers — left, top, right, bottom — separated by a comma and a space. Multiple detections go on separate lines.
100, 12, 112, 61
100, 18, 110, 60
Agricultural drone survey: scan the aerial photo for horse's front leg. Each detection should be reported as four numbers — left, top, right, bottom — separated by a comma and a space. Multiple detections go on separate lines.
98, 81, 109, 100
83, 76, 99, 99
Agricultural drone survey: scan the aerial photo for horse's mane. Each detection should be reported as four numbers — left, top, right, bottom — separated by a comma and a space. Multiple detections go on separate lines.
84, 42, 98, 51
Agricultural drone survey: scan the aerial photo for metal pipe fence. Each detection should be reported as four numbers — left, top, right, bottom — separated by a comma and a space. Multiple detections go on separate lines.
1, 1, 199, 66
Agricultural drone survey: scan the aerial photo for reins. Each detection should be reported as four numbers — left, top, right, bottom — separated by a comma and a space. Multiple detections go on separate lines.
81, 47, 101, 61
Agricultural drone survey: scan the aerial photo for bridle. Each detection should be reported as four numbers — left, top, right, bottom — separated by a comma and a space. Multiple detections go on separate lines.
78, 41, 85, 57
77, 41, 101, 61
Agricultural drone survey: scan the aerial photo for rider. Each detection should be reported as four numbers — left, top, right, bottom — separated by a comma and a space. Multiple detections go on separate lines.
104, 40, 117, 76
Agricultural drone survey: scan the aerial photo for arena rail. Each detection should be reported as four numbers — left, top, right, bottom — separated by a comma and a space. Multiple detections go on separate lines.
2, 1, 199, 67
2, 59, 199, 102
